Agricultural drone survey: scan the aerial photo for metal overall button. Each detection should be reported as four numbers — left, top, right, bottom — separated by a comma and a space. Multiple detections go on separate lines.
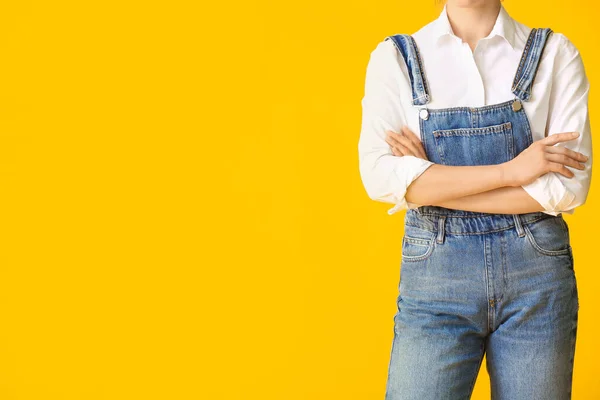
419, 108, 429, 120
512, 99, 522, 112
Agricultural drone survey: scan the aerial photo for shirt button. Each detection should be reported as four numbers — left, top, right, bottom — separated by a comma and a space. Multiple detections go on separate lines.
419, 109, 429, 120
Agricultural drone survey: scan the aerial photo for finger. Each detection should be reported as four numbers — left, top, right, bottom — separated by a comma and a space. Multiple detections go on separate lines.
395, 142, 414, 156
401, 125, 421, 143
386, 130, 418, 156
402, 126, 428, 159
546, 145, 589, 162
542, 132, 579, 145
386, 130, 404, 146
391, 142, 409, 156
395, 132, 423, 158
388, 133, 417, 157
545, 152, 586, 170
386, 131, 402, 148
385, 136, 401, 149
547, 162, 575, 178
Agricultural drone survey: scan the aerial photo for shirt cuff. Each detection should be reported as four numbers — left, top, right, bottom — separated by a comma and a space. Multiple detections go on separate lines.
386, 157, 435, 215
520, 172, 576, 216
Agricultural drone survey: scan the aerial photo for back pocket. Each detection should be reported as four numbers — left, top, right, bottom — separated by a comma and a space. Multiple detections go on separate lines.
433, 121, 514, 166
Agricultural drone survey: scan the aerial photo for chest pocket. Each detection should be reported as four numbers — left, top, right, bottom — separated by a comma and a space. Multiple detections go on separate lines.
432, 121, 515, 166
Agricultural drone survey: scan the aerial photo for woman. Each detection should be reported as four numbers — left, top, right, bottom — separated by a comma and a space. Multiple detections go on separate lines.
358, 1, 592, 399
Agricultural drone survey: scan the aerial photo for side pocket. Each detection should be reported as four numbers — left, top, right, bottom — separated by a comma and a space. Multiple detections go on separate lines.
523, 216, 571, 256
401, 234, 435, 262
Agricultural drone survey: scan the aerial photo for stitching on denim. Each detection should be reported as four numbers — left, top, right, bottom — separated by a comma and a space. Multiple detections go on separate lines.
421, 98, 515, 114
404, 215, 551, 235
523, 29, 553, 97
514, 29, 539, 94
511, 29, 535, 91
409, 35, 431, 101
506, 122, 516, 159
517, 29, 540, 91
512, 28, 536, 92
386, 34, 431, 106
404, 236, 432, 246
520, 104, 535, 143
523, 224, 571, 256
499, 234, 508, 303
433, 122, 512, 136
434, 134, 446, 164
483, 235, 493, 332
385, 35, 419, 105
412, 93, 429, 100
513, 28, 553, 98
523, 31, 547, 98
419, 114, 426, 148
401, 232, 436, 261
401, 246, 434, 261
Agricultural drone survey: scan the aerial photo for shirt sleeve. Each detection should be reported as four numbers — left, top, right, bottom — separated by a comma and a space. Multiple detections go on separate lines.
358, 40, 435, 216
520, 33, 593, 216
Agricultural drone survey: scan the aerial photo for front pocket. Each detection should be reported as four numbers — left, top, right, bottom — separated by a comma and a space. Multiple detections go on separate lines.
401, 234, 435, 262
523, 216, 571, 256
433, 121, 515, 166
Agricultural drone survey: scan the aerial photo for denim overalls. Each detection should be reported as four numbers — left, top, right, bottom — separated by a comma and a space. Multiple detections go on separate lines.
384, 29, 579, 400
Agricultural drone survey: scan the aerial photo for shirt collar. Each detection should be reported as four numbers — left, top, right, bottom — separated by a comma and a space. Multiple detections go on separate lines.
432, 3, 516, 49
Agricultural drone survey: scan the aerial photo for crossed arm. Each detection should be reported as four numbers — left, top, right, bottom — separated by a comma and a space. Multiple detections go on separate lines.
423, 183, 546, 214
386, 126, 588, 215
359, 35, 591, 216
408, 167, 546, 214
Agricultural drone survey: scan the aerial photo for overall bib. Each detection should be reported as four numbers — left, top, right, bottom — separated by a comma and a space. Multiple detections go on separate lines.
384, 29, 579, 400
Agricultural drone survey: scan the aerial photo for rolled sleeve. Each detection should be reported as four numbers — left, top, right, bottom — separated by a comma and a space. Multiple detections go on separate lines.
358, 40, 435, 215
521, 172, 576, 216
521, 34, 592, 215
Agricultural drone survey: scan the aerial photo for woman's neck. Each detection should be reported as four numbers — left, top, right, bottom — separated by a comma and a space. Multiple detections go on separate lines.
446, 1, 502, 51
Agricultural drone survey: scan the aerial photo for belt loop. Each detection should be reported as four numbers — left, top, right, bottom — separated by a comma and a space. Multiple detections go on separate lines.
436, 216, 446, 244
513, 214, 526, 237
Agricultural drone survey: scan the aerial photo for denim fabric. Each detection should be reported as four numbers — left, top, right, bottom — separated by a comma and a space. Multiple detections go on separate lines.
383, 28, 579, 400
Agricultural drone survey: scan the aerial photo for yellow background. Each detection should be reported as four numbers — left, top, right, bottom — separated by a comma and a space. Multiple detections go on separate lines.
0, 0, 597, 398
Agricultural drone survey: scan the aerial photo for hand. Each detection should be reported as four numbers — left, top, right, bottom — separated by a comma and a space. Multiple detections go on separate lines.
385, 125, 429, 161
502, 131, 589, 187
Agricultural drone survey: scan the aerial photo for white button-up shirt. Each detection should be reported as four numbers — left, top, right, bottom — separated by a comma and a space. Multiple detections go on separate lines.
358, 3, 592, 216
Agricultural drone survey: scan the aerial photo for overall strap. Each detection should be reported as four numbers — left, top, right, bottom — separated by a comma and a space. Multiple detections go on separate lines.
384, 34, 431, 106
511, 28, 554, 101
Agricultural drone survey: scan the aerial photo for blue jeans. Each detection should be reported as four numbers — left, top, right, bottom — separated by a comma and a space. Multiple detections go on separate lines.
385, 211, 579, 399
